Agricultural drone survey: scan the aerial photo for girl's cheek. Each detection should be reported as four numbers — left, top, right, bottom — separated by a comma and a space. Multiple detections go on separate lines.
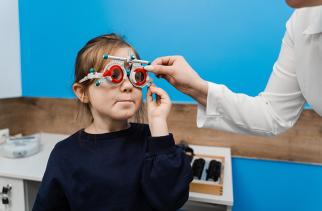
136, 93, 143, 105
134, 88, 142, 97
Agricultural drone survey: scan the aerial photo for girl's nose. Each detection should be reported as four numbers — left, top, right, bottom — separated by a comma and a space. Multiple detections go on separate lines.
120, 77, 133, 92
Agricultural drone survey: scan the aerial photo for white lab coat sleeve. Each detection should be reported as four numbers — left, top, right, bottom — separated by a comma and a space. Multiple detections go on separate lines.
196, 11, 306, 136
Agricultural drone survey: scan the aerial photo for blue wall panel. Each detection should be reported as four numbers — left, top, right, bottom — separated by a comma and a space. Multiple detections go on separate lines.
232, 158, 322, 211
20, 0, 292, 100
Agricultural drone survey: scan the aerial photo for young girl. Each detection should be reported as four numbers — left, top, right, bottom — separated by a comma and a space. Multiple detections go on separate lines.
32, 34, 192, 211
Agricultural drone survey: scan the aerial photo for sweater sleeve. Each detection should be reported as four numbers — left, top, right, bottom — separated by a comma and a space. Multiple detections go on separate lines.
32, 145, 70, 211
141, 134, 193, 211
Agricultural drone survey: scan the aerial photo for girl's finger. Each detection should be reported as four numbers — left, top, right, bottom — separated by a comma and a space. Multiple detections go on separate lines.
146, 87, 153, 105
151, 88, 171, 106
156, 94, 161, 105
149, 86, 169, 100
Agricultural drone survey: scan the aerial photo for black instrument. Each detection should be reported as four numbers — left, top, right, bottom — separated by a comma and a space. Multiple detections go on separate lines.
206, 160, 222, 181
192, 158, 205, 179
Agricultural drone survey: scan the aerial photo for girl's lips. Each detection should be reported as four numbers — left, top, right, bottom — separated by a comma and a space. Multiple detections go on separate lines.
115, 100, 135, 104
117, 100, 134, 102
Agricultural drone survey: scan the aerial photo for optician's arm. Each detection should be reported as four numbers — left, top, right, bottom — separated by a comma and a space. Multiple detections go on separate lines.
197, 11, 306, 136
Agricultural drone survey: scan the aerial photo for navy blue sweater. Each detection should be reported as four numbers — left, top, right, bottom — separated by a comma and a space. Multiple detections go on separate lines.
33, 123, 192, 211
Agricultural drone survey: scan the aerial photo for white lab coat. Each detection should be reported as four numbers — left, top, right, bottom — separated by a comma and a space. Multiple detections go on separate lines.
197, 6, 322, 136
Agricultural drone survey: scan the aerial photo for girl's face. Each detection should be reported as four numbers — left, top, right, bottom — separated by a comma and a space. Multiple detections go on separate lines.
87, 47, 143, 121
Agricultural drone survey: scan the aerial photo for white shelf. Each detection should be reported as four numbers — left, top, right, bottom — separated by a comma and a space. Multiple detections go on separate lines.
0, 133, 68, 181
189, 145, 234, 207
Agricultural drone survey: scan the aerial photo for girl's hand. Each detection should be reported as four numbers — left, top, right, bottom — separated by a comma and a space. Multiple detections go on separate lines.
146, 85, 172, 137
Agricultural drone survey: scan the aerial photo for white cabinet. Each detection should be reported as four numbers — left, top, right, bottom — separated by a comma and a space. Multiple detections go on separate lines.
186, 145, 234, 211
0, 177, 24, 211
0, 133, 68, 211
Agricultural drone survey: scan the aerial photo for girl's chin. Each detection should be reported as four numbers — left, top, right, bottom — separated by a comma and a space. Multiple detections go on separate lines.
111, 111, 137, 120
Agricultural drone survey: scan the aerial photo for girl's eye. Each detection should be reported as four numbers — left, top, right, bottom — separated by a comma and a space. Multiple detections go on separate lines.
111, 68, 122, 80
134, 71, 145, 82
132, 68, 147, 86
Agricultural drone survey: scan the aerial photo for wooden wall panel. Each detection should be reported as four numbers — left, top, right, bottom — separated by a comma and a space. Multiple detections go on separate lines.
1, 97, 321, 164
0, 97, 90, 135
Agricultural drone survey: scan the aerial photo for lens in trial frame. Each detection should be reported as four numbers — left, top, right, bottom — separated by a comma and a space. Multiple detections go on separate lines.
132, 67, 147, 86
103, 64, 124, 84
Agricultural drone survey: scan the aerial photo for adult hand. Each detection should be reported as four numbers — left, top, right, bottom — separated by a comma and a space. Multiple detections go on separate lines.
144, 56, 208, 106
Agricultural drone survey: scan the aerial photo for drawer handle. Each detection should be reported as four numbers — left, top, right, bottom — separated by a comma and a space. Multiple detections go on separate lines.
1, 184, 12, 205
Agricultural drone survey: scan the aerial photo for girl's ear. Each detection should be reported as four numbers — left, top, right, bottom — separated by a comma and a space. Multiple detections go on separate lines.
73, 83, 89, 103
